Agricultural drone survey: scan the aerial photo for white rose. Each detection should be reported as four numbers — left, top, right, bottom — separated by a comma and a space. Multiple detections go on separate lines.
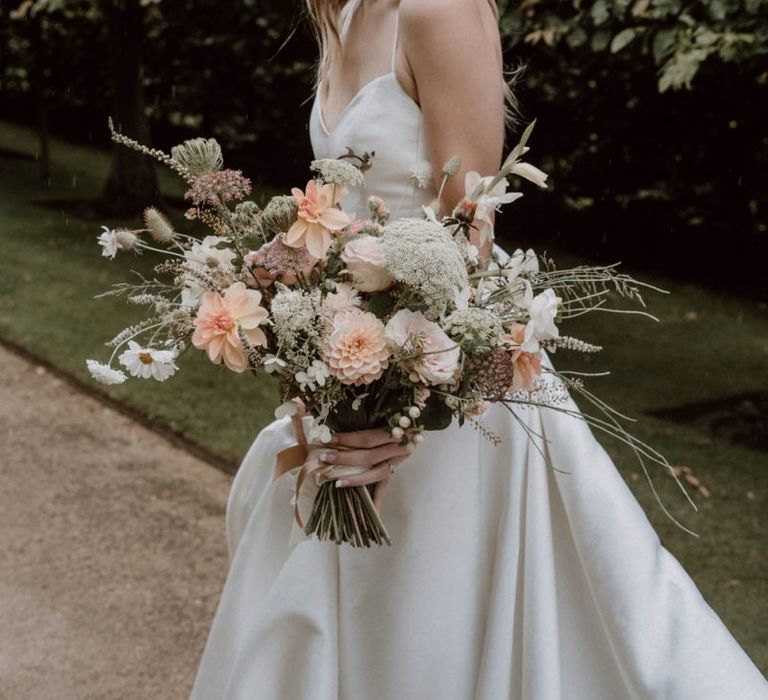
341, 235, 391, 292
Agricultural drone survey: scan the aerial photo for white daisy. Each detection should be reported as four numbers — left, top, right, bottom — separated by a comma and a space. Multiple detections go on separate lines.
86, 359, 127, 385
97, 226, 120, 259
117, 341, 178, 381
184, 235, 236, 269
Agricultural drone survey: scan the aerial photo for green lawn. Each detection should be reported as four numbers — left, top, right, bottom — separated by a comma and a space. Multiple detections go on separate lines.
0, 121, 279, 465
1, 121, 766, 672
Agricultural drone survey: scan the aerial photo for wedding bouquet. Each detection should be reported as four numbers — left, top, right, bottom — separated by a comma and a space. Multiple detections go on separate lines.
87, 120, 693, 546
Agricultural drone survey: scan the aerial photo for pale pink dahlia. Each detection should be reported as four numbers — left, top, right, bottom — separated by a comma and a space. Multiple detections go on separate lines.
192, 282, 268, 373
324, 309, 391, 386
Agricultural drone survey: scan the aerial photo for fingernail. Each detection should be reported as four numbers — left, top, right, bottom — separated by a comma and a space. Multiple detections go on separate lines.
335, 479, 350, 488
320, 451, 337, 464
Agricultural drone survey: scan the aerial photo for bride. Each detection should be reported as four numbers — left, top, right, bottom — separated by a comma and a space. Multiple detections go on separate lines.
190, 1, 767, 697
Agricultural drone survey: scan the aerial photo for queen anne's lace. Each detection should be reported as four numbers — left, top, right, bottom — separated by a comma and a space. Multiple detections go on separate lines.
271, 286, 323, 346
380, 218, 469, 319
444, 307, 504, 351
310, 158, 365, 188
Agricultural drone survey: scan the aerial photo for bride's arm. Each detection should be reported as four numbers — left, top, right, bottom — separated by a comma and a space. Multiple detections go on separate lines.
399, 0, 506, 251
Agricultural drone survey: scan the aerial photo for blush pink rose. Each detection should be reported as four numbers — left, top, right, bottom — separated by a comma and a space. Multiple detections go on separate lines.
384, 309, 459, 385
341, 235, 391, 292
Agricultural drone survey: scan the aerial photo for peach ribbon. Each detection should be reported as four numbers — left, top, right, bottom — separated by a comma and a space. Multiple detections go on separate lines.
273, 403, 368, 533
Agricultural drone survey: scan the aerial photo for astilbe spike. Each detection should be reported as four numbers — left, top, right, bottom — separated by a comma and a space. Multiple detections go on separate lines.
108, 117, 194, 183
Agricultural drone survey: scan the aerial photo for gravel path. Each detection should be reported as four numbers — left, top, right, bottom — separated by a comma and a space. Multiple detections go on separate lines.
0, 344, 233, 699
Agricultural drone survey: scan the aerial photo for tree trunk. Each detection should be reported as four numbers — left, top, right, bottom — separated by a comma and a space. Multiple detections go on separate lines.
31, 14, 51, 181
99, 0, 158, 215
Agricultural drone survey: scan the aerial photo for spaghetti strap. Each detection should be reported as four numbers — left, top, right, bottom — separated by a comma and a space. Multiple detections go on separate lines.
390, 11, 400, 72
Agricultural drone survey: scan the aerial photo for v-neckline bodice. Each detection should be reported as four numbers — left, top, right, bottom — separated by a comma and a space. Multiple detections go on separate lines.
317, 71, 396, 138
317, 1, 402, 137
307, 2, 435, 222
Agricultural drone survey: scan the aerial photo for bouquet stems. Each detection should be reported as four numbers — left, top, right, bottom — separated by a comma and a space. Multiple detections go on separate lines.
304, 482, 392, 547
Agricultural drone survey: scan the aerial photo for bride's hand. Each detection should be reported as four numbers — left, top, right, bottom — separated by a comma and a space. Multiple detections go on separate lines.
321, 428, 414, 508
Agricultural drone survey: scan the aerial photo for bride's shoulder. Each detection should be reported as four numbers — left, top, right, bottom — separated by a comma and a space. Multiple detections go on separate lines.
399, 0, 493, 26
399, 0, 498, 44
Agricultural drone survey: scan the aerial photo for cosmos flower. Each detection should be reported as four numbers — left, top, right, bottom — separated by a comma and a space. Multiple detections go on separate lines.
118, 341, 178, 381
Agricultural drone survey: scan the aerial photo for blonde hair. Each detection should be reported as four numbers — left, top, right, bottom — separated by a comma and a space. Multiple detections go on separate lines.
304, 0, 521, 127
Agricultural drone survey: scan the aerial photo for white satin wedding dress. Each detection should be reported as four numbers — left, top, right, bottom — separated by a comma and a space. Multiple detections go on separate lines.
189, 10, 767, 699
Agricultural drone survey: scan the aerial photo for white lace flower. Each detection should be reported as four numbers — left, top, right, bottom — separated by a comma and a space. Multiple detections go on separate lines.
380, 218, 469, 319
117, 341, 178, 381
310, 158, 365, 188
271, 287, 322, 345
409, 160, 433, 188
381, 218, 469, 319
86, 359, 127, 385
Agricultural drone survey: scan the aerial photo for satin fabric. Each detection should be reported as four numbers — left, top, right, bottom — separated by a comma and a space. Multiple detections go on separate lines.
189, 4, 767, 697
192, 378, 766, 699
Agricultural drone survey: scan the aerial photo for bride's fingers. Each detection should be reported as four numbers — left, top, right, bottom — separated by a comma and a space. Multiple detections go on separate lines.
328, 428, 399, 449
336, 456, 407, 488
336, 463, 389, 488
322, 442, 410, 467
373, 477, 390, 510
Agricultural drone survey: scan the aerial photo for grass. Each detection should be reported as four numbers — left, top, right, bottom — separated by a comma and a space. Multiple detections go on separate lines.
1, 120, 766, 673
0, 121, 279, 465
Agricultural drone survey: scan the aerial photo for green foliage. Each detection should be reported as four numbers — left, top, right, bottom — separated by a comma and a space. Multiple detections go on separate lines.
498, 0, 768, 92
1, 1, 765, 292
419, 394, 454, 431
